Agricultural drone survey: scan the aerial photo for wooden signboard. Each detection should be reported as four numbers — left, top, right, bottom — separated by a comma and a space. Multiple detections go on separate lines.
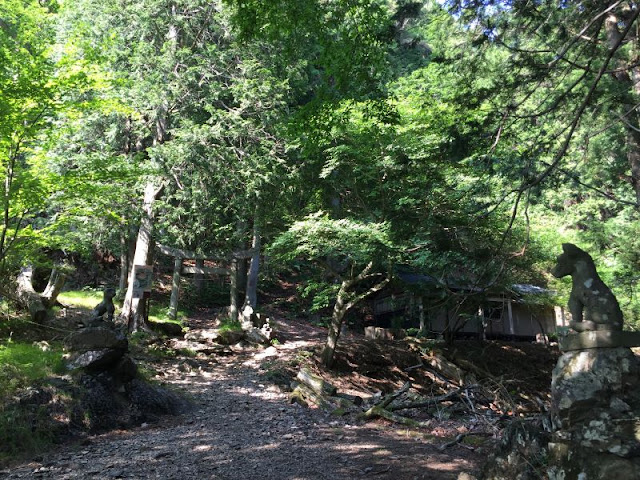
132, 265, 153, 298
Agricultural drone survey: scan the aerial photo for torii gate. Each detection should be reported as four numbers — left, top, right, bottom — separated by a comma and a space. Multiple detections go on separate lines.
156, 244, 255, 320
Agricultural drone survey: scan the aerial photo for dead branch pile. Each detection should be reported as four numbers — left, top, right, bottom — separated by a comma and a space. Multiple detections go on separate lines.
290, 348, 546, 444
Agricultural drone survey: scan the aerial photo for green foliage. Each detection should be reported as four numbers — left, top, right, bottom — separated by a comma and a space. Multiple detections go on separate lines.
4, 0, 639, 338
225, 0, 393, 99
0, 0, 68, 270
299, 281, 339, 313
269, 212, 395, 265
0, 342, 65, 403
218, 317, 242, 333
148, 303, 186, 325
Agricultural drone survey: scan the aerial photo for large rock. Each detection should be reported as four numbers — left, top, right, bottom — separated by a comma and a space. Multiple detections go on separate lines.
66, 327, 128, 371
216, 329, 245, 345
149, 320, 184, 337
78, 373, 191, 432
244, 327, 270, 345
184, 329, 220, 343
67, 348, 127, 371
66, 327, 128, 352
551, 347, 640, 423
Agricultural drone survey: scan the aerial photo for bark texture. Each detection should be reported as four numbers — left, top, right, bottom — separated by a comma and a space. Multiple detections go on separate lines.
321, 263, 390, 368
121, 182, 163, 332
16, 266, 47, 323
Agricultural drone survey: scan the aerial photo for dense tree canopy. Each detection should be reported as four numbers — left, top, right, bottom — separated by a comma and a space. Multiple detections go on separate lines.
1, 0, 638, 331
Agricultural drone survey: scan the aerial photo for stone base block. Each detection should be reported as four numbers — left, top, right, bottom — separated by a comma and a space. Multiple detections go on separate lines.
559, 331, 640, 351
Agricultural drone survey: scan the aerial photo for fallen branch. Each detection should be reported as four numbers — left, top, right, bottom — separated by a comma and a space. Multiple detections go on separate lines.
377, 381, 411, 409
390, 384, 480, 412
438, 431, 493, 451
454, 357, 497, 381
362, 404, 432, 428
421, 366, 459, 388
361, 382, 428, 427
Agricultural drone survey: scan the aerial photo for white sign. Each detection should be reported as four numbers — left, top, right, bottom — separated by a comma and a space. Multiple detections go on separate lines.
132, 265, 153, 298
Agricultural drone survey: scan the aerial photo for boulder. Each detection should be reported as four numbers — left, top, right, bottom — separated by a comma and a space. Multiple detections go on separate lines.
245, 327, 270, 345
216, 329, 245, 345
184, 329, 220, 343
364, 326, 406, 341
67, 348, 126, 371
66, 327, 127, 352
149, 321, 184, 337
112, 355, 138, 383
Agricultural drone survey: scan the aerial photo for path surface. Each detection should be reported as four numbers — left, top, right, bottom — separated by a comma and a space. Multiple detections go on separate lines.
0, 318, 482, 480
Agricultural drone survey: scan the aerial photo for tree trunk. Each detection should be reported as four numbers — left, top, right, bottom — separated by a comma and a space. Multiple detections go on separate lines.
229, 257, 239, 321
41, 267, 66, 308
243, 221, 261, 311
168, 256, 182, 319
296, 367, 338, 396
418, 295, 426, 334
322, 280, 349, 368
321, 264, 391, 368
193, 258, 204, 296
121, 181, 162, 332
16, 266, 47, 323
605, 11, 640, 205
626, 123, 640, 206
118, 228, 129, 298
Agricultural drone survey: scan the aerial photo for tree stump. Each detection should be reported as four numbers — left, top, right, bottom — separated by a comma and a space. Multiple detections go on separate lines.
16, 266, 47, 323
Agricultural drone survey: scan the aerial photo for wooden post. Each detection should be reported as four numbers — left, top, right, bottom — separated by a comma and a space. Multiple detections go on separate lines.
418, 296, 426, 333
229, 257, 239, 321
168, 256, 182, 320
194, 258, 204, 296
507, 298, 515, 337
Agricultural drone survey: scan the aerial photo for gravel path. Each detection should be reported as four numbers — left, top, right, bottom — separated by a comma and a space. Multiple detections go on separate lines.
0, 331, 481, 479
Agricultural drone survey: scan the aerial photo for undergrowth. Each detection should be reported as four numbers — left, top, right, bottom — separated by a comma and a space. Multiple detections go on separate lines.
0, 405, 58, 466
218, 317, 242, 333
148, 303, 186, 325
0, 341, 66, 466
0, 342, 66, 403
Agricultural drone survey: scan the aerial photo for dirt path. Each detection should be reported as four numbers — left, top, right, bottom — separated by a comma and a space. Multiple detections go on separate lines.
0, 317, 482, 480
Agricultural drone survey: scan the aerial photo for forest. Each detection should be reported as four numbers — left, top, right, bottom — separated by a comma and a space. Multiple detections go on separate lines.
1, 0, 640, 478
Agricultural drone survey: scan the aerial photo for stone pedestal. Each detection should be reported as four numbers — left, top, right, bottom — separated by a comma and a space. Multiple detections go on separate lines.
548, 333, 640, 479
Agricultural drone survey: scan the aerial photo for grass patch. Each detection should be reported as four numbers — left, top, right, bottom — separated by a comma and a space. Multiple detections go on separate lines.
148, 303, 186, 325
0, 341, 67, 465
58, 289, 104, 310
0, 342, 66, 403
218, 317, 242, 333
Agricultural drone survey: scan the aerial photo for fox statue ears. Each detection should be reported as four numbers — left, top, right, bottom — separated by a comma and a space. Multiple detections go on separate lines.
562, 243, 586, 257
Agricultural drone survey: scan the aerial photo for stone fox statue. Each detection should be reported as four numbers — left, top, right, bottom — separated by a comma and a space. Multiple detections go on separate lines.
551, 243, 623, 332
82, 287, 116, 327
